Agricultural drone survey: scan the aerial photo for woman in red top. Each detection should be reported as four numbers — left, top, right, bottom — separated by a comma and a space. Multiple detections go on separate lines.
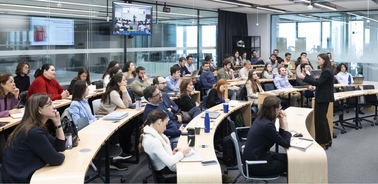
27, 64, 69, 100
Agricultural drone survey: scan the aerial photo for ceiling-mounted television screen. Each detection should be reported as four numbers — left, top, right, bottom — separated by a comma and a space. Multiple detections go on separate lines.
30, 17, 74, 45
112, 2, 152, 36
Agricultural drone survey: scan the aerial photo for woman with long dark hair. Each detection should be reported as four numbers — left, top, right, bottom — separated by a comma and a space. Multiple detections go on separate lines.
122, 61, 137, 79
1, 94, 65, 183
139, 109, 190, 183
27, 64, 69, 100
243, 96, 291, 176
102, 60, 119, 88
14, 62, 30, 93
179, 79, 201, 118
261, 63, 274, 79
69, 80, 96, 126
297, 53, 334, 149
67, 68, 91, 94
0, 73, 21, 117
245, 70, 264, 114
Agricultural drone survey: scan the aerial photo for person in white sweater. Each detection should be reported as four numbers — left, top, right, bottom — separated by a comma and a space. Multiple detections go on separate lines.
140, 109, 191, 182
239, 60, 252, 80
336, 63, 353, 84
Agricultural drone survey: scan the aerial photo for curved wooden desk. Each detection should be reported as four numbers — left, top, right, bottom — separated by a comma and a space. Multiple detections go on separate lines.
284, 107, 328, 183
176, 100, 252, 183
30, 108, 145, 184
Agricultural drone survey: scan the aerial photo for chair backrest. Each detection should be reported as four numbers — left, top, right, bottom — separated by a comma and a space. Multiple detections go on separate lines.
263, 83, 276, 91
92, 99, 101, 115
145, 154, 159, 183
344, 86, 357, 104
230, 132, 248, 179
92, 80, 103, 89
238, 86, 247, 101
202, 95, 208, 110
362, 85, 378, 103
77, 117, 90, 131
128, 88, 135, 103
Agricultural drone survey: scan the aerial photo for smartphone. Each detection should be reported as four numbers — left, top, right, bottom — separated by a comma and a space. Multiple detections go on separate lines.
201, 160, 217, 166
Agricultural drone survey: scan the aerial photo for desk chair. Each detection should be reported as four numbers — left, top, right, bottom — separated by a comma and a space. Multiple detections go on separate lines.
202, 95, 208, 110
92, 99, 101, 115
343, 86, 372, 128
238, 86, 248, 101
230, 132, 279, 183
333, 100, 347, 134
77, 117, 125, 183
145, 154, 177, 183
360, 85, 378, 126
128, 88, 136, 103
262, 83, 289, 109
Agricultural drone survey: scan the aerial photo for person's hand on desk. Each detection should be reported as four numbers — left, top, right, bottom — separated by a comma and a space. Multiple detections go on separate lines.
179, 124, 185, 132
174, 147, 191, 155
61, 90, 70, 99
195, 102, 199, 107
258, 57, 263, 61
9, 108, 21, 115
223, 99, 230, 103
308, 85, 316, 91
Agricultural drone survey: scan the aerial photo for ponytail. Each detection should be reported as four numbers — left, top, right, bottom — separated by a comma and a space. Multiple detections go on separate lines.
34, 64, 53, 78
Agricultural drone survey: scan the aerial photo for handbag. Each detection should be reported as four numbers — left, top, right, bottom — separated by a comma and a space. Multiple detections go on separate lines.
176, 110, 192, 124
61, 108, 79, 147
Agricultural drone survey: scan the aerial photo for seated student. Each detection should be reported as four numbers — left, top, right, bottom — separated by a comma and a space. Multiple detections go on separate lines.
122, 61, 137, 79
261, 63, 274, 79
67, 68, 91, 94
27, 64, 69, 101
264, 54, 277, 68
104, 66, 122, 88
143, 86, 184, 149
130, 66, 150, 100
245, 70, 264, 113
174, 57, 191, 77
198, 56, 215, 75
230, 50, 242, 67
153, 76, 180, 119
283, 52, 296, 71
296, 57, 313, 75
242, 96, 291, 177
185, 55, 195, 74
296, 63, 315, 105
273, 58, 293, 78
139, 109, 191, 183
97, 73, 133, 169
239, 60, 252, 80
14, 62, 30, 93
251, 50, 264, 65
336, 63, 353, 84
0, 73, 21, 117
165, 65, 182, 93
179, 79, 202, 118
102, 60, 119, 88
206, 79, 229, 109
273, 66, 301, 107
1, 94, 65, 183
200, 61, 216, 90
217, 59, 239, 81
69, 80, 96, 126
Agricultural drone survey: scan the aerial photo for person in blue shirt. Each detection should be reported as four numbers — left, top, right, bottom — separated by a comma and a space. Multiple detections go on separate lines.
273, 66, 301, 106
200, 61, 216, 90
251, 50, 264, 65
166, 65, 181, 93
69, 80, 96, 126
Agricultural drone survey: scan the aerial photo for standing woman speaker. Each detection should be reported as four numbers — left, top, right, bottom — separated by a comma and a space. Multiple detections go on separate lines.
297, 53, 334, 149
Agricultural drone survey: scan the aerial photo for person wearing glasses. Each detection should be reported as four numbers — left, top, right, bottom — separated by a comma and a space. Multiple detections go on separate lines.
143, 86, 184, 149
243, 96, 291, 177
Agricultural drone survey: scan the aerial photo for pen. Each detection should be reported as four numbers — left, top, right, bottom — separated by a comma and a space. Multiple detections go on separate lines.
299, 137, 313, 141
187, 139, 191, 146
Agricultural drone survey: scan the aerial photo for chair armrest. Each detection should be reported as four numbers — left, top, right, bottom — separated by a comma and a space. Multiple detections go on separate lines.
95, 115, 104, 119
245, 160, 267, 165
162, 173, 177, 179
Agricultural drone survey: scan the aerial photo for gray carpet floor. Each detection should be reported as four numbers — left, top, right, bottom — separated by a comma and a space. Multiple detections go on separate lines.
88, 109, 378, 183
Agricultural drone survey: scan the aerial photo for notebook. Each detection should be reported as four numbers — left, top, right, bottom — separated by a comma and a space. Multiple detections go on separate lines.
102, 111, 129, 120
290, 138, 313, 151
353, 76, 364, 84
10, 112, 24, 119
200, 112, 220, 119
181, 149, 202, 162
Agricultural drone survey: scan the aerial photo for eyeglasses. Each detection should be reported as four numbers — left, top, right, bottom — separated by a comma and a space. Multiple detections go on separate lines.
159, 82, 167, 85
152, 91, 161, 98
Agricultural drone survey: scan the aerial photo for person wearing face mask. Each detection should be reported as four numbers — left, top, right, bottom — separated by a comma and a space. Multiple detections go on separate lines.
27, 64, 69, 101
178, 79, 201, 118
0, 73, 21, 117
130, 66, 150, 100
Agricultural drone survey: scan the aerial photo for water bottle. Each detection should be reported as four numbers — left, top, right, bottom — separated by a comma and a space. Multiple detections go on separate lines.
348, 75, 352, 85
204, 110, 210, 133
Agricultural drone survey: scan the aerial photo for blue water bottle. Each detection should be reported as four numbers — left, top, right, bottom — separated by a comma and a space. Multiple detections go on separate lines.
204, 110, 210, 133
348, 75, 352, 85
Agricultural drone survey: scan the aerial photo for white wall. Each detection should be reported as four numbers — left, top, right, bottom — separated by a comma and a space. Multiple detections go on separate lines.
247, 13, 271, 60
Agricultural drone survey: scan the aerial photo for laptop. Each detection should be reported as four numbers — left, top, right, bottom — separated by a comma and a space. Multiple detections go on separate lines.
102, 111, 129, 120
200, 111, 220, 119
191, 70, 199, 77
353, 76, 364, 84
310, 70, 321, 77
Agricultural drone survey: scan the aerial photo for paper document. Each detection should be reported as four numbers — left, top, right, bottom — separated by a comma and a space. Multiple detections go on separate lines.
290, 138, 313, 151
195, 121, 214, 129
181, 150, 202, 162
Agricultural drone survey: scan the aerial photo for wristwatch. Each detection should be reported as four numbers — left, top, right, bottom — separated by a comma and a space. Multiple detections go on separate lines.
55, 124, 62, 129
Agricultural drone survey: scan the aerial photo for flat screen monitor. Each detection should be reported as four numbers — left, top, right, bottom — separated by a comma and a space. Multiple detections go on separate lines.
112, 2, 152, 36
30, 17, 74, 45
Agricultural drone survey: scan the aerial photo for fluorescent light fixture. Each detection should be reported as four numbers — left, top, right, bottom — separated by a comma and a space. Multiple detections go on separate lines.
313, 3, 337, 11
33, 0, 106, 8
0, 3, 104, 14
347, 12, 378, 23
257, 7, 285, 13
0, 8, 99, 18
212, 0, 252, 8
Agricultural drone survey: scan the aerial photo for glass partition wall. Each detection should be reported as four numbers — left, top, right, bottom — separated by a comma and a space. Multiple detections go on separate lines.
0, 0, 218, 83
271, 11, 378, 80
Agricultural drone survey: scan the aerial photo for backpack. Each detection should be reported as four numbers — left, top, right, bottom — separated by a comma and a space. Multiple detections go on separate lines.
222, 135, 237, 167
61, 108, 79, 147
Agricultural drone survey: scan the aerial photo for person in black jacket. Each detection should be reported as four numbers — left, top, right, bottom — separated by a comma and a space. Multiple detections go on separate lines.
242, 96, 291, 176
206, 79, 229, 109
178, 79, 201, 118
14, 62, 30, 93
1, 94, 65, 183
67, 68, 91, 94
297, 53, 334, 149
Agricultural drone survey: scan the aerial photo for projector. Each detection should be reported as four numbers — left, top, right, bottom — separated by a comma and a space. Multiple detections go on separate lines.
163, 7, 171, 13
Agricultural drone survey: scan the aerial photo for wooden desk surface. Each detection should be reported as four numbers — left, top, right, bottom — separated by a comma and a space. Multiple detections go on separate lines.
176, 100, 251, 183
30, 107, 145, 184
284, 107, 328, 183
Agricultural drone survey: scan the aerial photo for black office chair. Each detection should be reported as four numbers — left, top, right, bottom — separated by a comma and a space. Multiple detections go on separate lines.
238, 86, 248, 101
360, 85, 378, 126
145, 154, 177, 183
333, 99, 347, 134
343, 86, 372, 128
262, 83, 289, 109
